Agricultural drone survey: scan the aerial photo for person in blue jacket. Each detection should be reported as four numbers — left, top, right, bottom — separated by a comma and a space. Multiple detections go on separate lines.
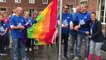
10, 7, 28, 60
58, 5, 73, 59
70, 5, 81, 56
73, 5, 91, 60
0, 14, 9, 56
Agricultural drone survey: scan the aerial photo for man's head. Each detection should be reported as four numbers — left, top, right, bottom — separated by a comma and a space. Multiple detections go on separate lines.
15, 7, 23, 16
63, 5, 69, 13
80, 5, 88, 13
23, 11, 30, 19
32, 11, 38, 19
12, 8, 16, 13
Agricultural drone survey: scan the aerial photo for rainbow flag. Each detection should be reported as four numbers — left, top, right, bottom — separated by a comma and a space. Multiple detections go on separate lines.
27, 0, 58, 45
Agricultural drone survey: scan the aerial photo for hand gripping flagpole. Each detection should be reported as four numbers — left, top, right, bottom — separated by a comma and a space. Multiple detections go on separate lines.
58, 0, 62, 60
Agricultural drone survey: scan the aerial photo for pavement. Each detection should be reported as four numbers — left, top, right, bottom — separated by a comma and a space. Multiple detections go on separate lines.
0, 43, 106, 60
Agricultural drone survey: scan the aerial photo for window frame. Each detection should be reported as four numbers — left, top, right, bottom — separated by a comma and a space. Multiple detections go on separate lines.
15, 0, 21, 3
29, 0, 35, 4
29, 9, 35, 16
98, 0, 106, 24
0, 0, 6, 2
0, 7, 7, 11
42, 0, 48, 4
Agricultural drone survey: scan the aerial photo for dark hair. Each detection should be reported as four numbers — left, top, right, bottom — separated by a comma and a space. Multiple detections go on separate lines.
1, 20, 4, 26
91, 12, 96, 16
64, 4, 70, 9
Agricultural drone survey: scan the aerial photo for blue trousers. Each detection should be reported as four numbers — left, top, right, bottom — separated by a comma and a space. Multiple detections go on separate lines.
76, 33, 89, 58
12, 38, 27, 60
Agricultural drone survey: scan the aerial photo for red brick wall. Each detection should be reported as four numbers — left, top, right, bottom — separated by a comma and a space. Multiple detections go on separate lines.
0, 0, 98, 14
0, 0, 51, 14
88, 0, 98, 12
63, 0, 80, 7
63, 0, 98, 12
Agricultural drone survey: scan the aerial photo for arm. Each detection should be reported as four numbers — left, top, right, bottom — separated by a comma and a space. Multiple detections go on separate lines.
57, 15, 65, 27
1, 23, 8, 35
70, 21, 74, 30
10, 25, 20, 30
2, 28, 8, 35
32, 20, 37, 24
73, 13, 80, 31
69, 14, 73, 29
10, 24, 25, 30
10, 17, 25, 30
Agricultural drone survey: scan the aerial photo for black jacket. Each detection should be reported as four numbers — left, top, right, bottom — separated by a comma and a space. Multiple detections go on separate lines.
91, 20, 104, 42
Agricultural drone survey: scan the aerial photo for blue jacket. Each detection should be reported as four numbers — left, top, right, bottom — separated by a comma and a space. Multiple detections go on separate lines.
10, 15, 26, 39
58, 12, 73, 34
91, 20, 104, 42
76, 12, 91, 34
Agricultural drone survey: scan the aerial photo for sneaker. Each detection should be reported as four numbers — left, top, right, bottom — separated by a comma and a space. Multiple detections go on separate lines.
33, 46, 36, 50
36, 46, 39, 49
85, 58, 88, 60
4, 47, 7, 50
64, 56, 68, 60
73, 57, 79, 60
0, 53, 7, 56
25, 48, 28, 51
29, 48, 32, 51
22, 58, 29, 60
70, 53, 74, 56
34, 46, 39, 50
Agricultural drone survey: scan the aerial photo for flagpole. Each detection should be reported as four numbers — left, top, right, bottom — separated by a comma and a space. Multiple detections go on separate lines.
58, 0, 62, 60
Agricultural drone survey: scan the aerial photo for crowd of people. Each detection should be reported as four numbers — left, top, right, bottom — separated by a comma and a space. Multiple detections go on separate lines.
0, 4, 105, 60
57, 4, 104, 60
0, 7, 40, 60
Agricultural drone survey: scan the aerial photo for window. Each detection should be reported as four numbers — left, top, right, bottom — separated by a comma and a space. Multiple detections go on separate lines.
15, 0, 21, 3
42, 0, 48, 4
80, 1, 87, 5
0, 0, 6, 2
0, 7, 6, 11
29, 9, 34, 16
29, 0, 35, 4
80, 0, 88, 5
98, 0, 106, 23
70, 4, 74, 13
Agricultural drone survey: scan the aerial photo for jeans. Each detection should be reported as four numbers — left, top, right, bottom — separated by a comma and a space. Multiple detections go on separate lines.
62, 33, 69, 57
26, 38, 34, 48
89, 40, 103, 56
12, 38, 27, 60
76, 33, 89, 58
0, 34, 8, 53
70, 34, 77, 54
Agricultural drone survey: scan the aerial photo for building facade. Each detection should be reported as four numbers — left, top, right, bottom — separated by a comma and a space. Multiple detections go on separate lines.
0, 0, 51, 15
0, 0, 106, 24
63, 0, 106, 24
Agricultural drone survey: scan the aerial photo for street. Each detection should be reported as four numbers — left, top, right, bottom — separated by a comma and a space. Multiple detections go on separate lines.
0, 43, 106, 60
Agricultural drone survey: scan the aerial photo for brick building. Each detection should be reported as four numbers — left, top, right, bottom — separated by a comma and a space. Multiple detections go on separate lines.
63, 0, 97, 12
62, 0, 106, 36
0, 0, 51, 15
0, 0, 106, 24
63, 0, 106, 24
